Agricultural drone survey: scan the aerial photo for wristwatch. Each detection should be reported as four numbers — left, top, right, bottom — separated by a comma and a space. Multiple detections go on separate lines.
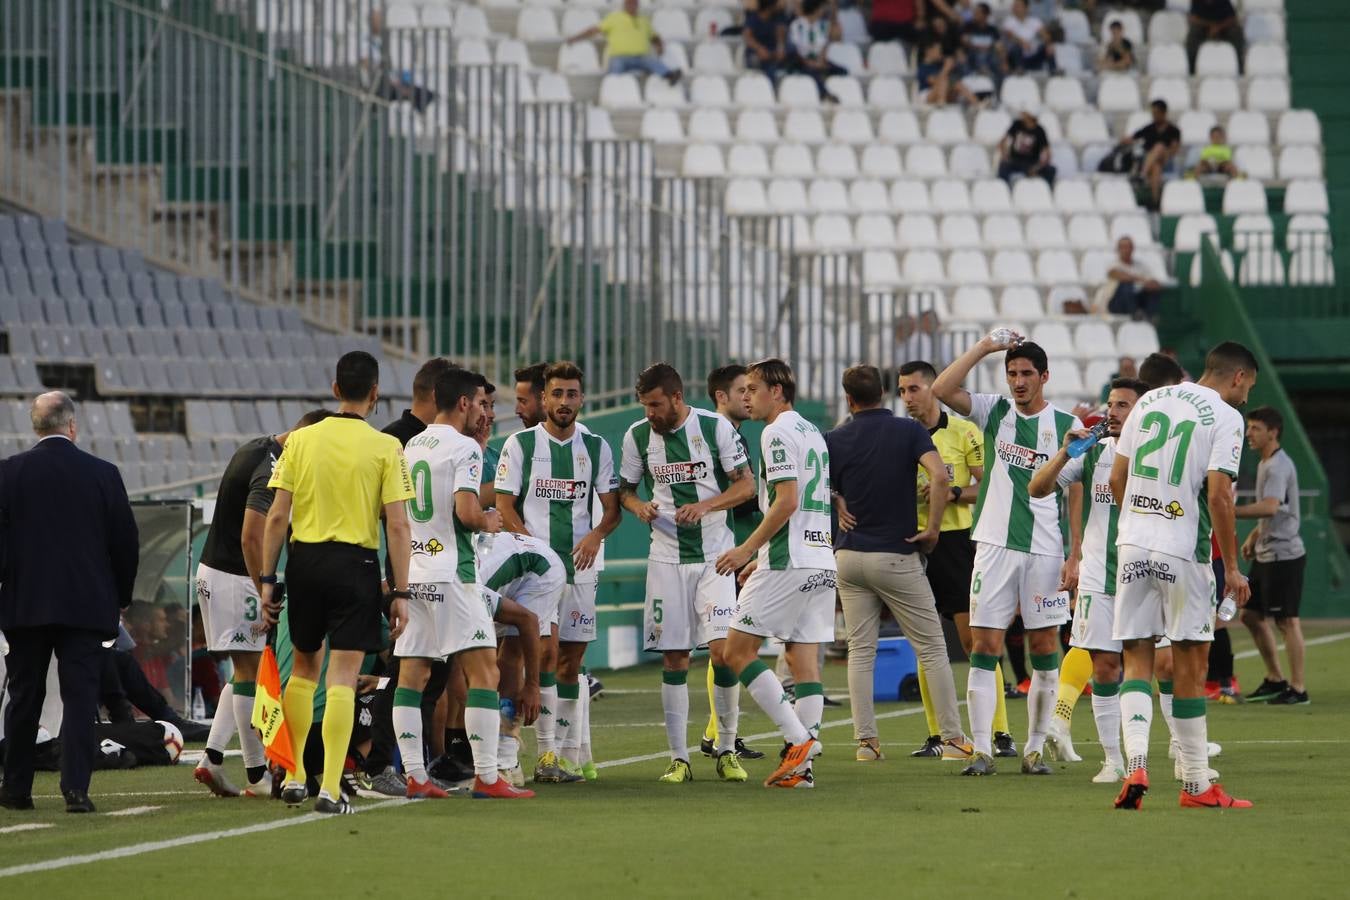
390, 589, 412, 600
950, 486, 963, 503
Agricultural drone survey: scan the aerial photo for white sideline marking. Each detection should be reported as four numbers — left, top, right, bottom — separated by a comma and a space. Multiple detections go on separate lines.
33, 791, 197, 800
0, 824, 53, 835
0, 799, 407, 879
105, 806, 161, 817
179, 750, 242, 765
1233, 629, 1350, 659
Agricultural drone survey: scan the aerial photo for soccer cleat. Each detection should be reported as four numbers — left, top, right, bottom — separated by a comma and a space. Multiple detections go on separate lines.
244, 770, 275, 799
280, 780, 308, 807
366, 767, 408, 798
500, 765, 526, 788
533, 752, 565, 784
472, 776, 535, 799
406, 776, 451, 800
428, 753, 475, 784
1245, 678, 1288, 703
1114, 769, 1149, 810
1208, 742, 1222, 757
1179, 784, 1252, 809
1268, 687, 1310, 705
734, 738, 765, 760
961, 752, 996, 776
858, 740, 886, 762
313, 793, 355, 815
556, 757, 587, 783
1005, 682, 1027, 699
1092, 762, 1125, 784
764, 739, 821, 787
770, 770, 815, 789
716, 751, 749, 782
941, 738, 975, 761
700, 736, 717, 758
993, 732, 1018, 758
193, 761, 241, 798
581, 761, 599, 782
659, 759, 694, 783
1021, 751, 1052, 775
910, 735, 942, 758
1045, 720, 1082, 763
585, 672, 605, 699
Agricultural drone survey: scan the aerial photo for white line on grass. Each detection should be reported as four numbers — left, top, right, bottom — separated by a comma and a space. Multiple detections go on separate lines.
32, 790, 199, 800
105, 806, 161, 817
1233, 629, 1350, 660
0, 824, 53, 835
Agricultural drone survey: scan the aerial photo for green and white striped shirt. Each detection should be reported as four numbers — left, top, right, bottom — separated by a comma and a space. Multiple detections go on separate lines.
1057, 437, 1120, 594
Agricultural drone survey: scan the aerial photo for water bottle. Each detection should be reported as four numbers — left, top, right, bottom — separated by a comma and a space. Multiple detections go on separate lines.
499, 696, 516, 722
1216, 593, 1238, 622
192, 687, 206, 721
987, 327, 1024, 347
1066, 420, 1111, 458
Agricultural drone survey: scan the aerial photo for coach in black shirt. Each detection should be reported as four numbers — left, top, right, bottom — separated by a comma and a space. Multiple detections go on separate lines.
826, 366, 971, 760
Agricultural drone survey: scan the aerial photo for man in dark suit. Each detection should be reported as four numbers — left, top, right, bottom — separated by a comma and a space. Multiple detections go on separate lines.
0, 392, 139, 812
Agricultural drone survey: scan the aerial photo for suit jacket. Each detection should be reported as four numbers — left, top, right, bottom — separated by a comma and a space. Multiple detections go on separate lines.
0, 437, 139, 638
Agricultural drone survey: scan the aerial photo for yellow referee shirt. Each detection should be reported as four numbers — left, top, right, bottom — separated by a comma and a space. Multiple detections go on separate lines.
268, 415, 413, 550
916, 411, 983, 533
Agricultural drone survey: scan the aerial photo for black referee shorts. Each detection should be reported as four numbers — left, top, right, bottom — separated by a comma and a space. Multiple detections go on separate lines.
286, 541, 385, 653
1245, 556, 1306, 621
926, 528, 975, 620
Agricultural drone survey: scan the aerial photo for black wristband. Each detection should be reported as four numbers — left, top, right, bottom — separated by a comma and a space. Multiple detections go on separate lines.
390, 589, 412, 600
259, 575, 278, 585
951, 486, 962, 503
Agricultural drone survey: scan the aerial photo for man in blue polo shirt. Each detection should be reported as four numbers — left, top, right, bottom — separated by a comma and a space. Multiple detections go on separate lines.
826, 365, 973, 762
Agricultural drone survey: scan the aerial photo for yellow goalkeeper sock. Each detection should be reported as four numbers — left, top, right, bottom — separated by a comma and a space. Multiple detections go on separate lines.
281, 675, 316, 785
1054, 647, 1093, 726
703, 662, 717, 743
993, 662, 1010, 735
320, 685, 355, 800
918, 662, 939, 736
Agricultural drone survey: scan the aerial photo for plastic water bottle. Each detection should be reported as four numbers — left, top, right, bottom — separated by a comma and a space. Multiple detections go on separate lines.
987, 327, 1024, 347
1216, 593, 1238, 622
191, 687, 206, 721
499, 696, 516, 723
1066, 420, 1111, 458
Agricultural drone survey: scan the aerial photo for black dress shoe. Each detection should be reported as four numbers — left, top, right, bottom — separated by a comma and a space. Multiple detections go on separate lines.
63, 789, 96, 813
0, 791, 35, 811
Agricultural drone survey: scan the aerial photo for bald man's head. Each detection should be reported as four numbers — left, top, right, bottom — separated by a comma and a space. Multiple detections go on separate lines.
31, 391, 76, 439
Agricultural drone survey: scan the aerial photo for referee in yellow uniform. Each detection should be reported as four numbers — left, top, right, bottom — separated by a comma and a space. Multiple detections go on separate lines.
259, 351, 415, 814
897, 362, 1015, 759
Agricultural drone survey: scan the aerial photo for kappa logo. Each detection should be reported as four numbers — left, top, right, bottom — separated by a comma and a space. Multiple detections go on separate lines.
1129, 495, 1185, 520
472, 629, 488, 641
399, 732, 417, 740
229, 632, 250, 644
468, 733, 483, 742
738, 615, 755, 627
779, 692, 791, 704
1128, 715, 1146, 723
558, 718, 571, 729
541, 706, 552, 716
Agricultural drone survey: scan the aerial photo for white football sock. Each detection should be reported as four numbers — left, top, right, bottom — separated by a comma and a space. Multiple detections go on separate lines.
1158, 688, 1177, 747
464, 706, 499, 783
1119, 688, 1153, 775
557, 687, 580, 760
1174, 713, 1209, 796
1025, 668, 1058, 755
233, 687, 266, 769
662, 679, 690, 761
535, 684, 557, 755
392, 704, 426, 782
1091, 691, 1123, 768
578, 685, 593, 765
714, 683, 739, 755
205, 683, 237, 755
744, 667, 809, 745
966, 665, 998, 757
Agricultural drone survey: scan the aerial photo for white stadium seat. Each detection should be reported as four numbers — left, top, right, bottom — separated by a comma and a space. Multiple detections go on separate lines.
973, 109, 1013, 146
1278, 110, 1321, 146
1100, 10, 1143, 44
1160, 180, 1205, 216
808, 179, 850, 213
832, 110, 876, 145
1234, 145, 1274, 181
1232, 214, 1275, 252
692, 42, 737, 75
926, 108, 970, 146
1195, 41, 1239, 77
1222, 180, 1269, 215
736, 109, 780, 143
1117, 321, 1161, 357
1012, 179, 1054, 213
1174, 214, 1219, 253
931, 179, 971, 212
1097, 75, 1142, 113
642, 109, 684, 142
1247, 77, 1290, 113
826, 76, 866, 108
849, 179, 891, 213
771, 144, 814, 178
1000, 286, 1043, 320
1238, 250, 1286, 286
1044, 77, 1087, 113
688, 108, 732, 142
1094, 178, 1138, 213
1024, 213, 1068, 249
861, 145, 904, 178
1030, 322, 1075, 361
689, 75, 732, 107
1284, 180, 1330, 215
903, 249, 945, 285
862, 250, 902, 288
1036, 250, 1080, 285
1285, 214, 1330, 252
826, 42, 865, 75
1288, 249, 1335, 286
651, 8, 693, 42
941, 214, 982, 248
778, 75, 820, 109
784, 110, 827, 144
1054, 179, 1096, 214
948, 249, 992, 285
1246, 43, 1288, 77
645, 76, 687, 108
898, 213, 941, 248
767, 178, 808, 212
1148, 77, 1191, 111
1147, 10, 1187, 44
1000, 76, 1041, 112
725, 178, 767, 214
880, 111, 923, 144
983, 214, 1025, 248
892, 180, 933, 214
1060, 9, 1091, 43
1066, 213, 1110, 249
869, 76, 911, 109
1197, 77, 1241, 113
516, 8, 559, 41
733, 74, 776, 108
1146, 44, 1189, 77
950, 286, 997, 320
949, 144, 990, 179
867, 42, 908, 75
855, 213, 898, 248
1245, 12, 1285, 43
906, 145, 948, 178
972, 179, 1013, 213
681, 143, 724, 177
1178, 110, 1218, 146
1066, 110, 1110, 145
1226, 110, 1271, 146
813, 214, 855, 250
817, 144, 859, 178
599, 74, 642, 109
727, 143, 770, 177
991, 249, 1035, 284
1110, 213, 1153, 246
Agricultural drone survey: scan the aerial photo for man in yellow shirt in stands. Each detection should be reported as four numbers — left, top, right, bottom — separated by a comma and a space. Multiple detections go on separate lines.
565, 0, 682, 83
896, 361, 1019, 761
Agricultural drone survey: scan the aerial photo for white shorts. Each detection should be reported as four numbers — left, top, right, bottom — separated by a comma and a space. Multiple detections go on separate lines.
731, 567, 837, 645
395, 582, 497, 659
644, 560, 736, 652
491, 568, 563, 639
1113, 545, 1217, 644
1070, 590, 1121, 653
968, 543, 1068, 631
195, 563, 265, 653
558, 581, 598, 643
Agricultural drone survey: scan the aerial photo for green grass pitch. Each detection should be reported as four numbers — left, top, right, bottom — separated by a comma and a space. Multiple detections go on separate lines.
2, 623, 1346, 898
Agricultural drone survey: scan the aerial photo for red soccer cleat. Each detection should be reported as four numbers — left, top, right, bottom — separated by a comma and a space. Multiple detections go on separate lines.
472, 776, 535, 799
406, 777, 450, 800
1180, 784, 1252, 809
1114, 768, 1149, 810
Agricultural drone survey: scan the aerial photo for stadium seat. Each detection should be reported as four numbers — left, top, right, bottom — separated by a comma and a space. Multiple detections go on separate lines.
903, 249, 945, 286
1246, 43, 1288, 77
1285, 214, 1331, 252
906, 145, 948, 178
1075, 321, 1118, 358
941, 214, 982, 248
832, 110, 875, 145
784, 110, 827, 144
891, 181, 933, 215
1146, 44, 1189, 77
950, 286, 997, 320
808, 179, 850, 213
1116, 321, 1161, 357
1222, 180, 1269, 215
818, 143, 859, 178
1231, 214, 1275, 252
645, 76, 687, 108
1161, 180, 1206, 215
689, 75, 732, 107
1247, 77, 1290, 112
1025, 213, 1069, 249
652, 8, 692, 42
1060, 9, 1091, 44
991, 250, 1034, 284
861, 250, 902, 288
1110, 213, 1153, 246
1037, 250, 1080, 285
767, 178, 808, 212
1178, 109, 1218, 145
825, 76, 866, 108
1147, 10, 1187, 45
1066, 213, 1109, 249
826, 42, 864, 75
641, 109, 683, 142
868, 76, 910, 109
1195, 42, 1239, 77
925, 108, 970, 146
1100, 10, 1143, 44
861, 145, 903, 178
733, 73, 776, 108
867, 41, 908, 75
880, 111, 922, 144
516, 8, 559, 41
1149, 77, 1191, 112
727, 144, 769, 177
972, 179, 1013, 214
692, 41, 736, 76
855, 213, 898, 249
599, 74, 642, 109
688, 108, 732, 142
813, 214, 855, 250
948, 250, 991, 286
1244, 12, 1285, 43
1000, 76, 1041, 112
931, 179, 971, 212
778, 75, 820, 109
1287, 248, 1335, 286
1044, 77, 1087, 113
1012, 179, 1054, 214
770, 144, 813, 178
736, 110, 780, 143
949, 144, 990, 179
1284, 180, 1330, 215
999, 286, 1043, 319
1234, 145, 1275, 180
725, 178, 768, 214
1238, 250, 1286, 285
1054, 179, 1096, 214
1097, 76, 1142, 113
982, 214, 1025, 248
1278, 110, 1321, 146
1173, 213, 1219, 252
1197, 77, 1241, 113
898, 214, 941, 249
681, 143, 724, 177
973, 108, 1012, 146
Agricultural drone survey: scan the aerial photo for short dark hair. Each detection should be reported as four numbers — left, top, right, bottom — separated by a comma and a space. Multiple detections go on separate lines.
514, 363, 547, 395
1109, 18, 1122, 28
976, 2, 991, 13
435, 367, 481, 413
544, 360, 585, 391
897, 360, 937, 381
1138, 352, 1184, 389
1204, 341, 1259, 378
294, 408, 335, 429
1246, 405, 1283, 437
636, 362, 684, 397
707, 364, 748, 402
413, 358, 459, 400
1109, 377, 1150, 398
1006, 341, 1048, 374
335, 351, 379, 401
481, 375, 497, 395
748, 357, 796, 404
842, 365, 884, 407
1151, 99, 1168, 113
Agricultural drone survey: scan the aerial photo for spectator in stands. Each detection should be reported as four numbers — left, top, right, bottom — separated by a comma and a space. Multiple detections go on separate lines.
361, 7, 435, 113
916, 13, 979, 106
1102, 237, 1165, 322
961, 3, 1006, 83
1001, 0, 1056, 74
1098, 355, 1139, 403
868, 0, 924, 46
566, 0, 682, 85
788, 0, 847, 103
1099, 19, 1136, 72
1187, 0, 1245, 75
997, 107, 1056, 186
1195, 125, 1240, 178
1126, 99, 1182, 209
743, 0, 791, 84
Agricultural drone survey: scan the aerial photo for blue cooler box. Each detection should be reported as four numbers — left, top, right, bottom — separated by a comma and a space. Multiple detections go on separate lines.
872, 636, 919, 702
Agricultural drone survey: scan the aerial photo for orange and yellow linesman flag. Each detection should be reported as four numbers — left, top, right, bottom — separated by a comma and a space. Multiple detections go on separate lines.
251, 645, 296, 773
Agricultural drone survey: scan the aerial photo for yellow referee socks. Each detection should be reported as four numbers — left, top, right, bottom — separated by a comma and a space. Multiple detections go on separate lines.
320, 685, 355, 800
1053, 647, 1093, 725
281, 675, 317, 784
993, 662, 1010, 735
703, 662, 717, 744
918, 662, 940, 737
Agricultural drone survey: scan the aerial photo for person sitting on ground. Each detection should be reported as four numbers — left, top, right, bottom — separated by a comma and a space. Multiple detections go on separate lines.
997, 107, 1056, 186
744, 0, 791, 84
1099, 19, 1135, 71
788, 0, 848, 103
1001, 0, 1056, 73
566, 0, 682, 84
1125, 98, 1181, 209
916, 13, 979, 106
1195, 125, 1240, 178
1102, 236, 1165, 322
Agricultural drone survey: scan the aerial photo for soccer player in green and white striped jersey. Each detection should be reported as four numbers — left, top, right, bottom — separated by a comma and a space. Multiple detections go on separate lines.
495, 361, 621, 783
933, 333, 1083, 776
618, 364, 757, 784
1031, 377, 1149, 784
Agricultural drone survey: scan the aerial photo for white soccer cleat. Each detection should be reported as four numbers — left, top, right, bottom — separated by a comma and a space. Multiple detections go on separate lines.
193, 760, 241, 798
1207, 741, 1222, 757
500, 765, 526, 788
1092, 761, 1125, 784
1044, 719, 1082, 763
242, 770, 274, 798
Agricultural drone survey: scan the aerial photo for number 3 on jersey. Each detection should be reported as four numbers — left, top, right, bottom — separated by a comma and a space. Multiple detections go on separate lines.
802, 449, 830, 513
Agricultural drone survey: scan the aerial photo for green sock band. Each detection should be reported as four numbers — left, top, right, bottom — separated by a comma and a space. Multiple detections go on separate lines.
467, 688, 499, 710
712, 665, 738, 688
794, 681, 824, 698
969, 653, 1000, 672
1173, 697, 1206, 719
738, 659, 770, 687
393, 687, 422, 708
557, 681, 581, 700
1158, 680, 1173, 695
662, 669, 688, 686
1031, 652, 1059, 672
539, 671, 557, 689
232, 680, 256, 698
1091, 680, 1119, 697
1120, 679, 1152, 696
